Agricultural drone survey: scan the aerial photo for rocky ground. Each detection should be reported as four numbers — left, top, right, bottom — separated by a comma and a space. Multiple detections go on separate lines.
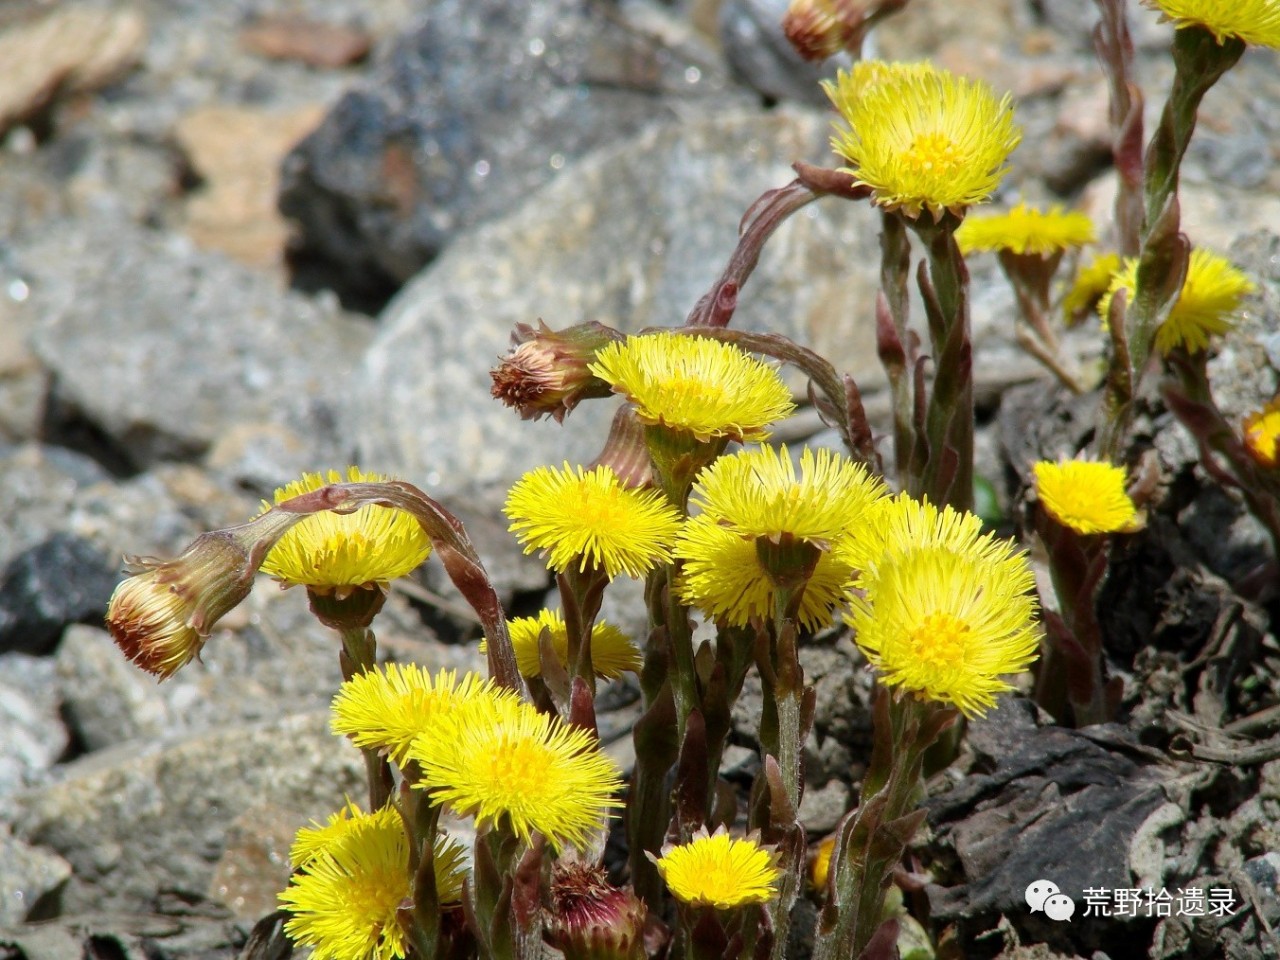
0, 0, 1278, 958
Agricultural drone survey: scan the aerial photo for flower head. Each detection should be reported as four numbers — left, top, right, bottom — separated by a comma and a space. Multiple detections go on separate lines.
331, 664, 515, 766
829, 65, 1021, 219
653, 827, 782, 909
1034, 459, 1144, 534
822, 60, 940, 114
106, 531, 257, 679
688, 445, 887, 545
486, 609, 642, 680
290, 798, 402, 867
1063, 251, 1121, 326
1144, 0, 1280, 48
783, 0, 867, 61
505, 463, 683, 579
1244, 397, 1280, 468
589, 333, 795, 444
810, 836, 836, 891
259, 468, 431, 596
280, 803, 468, 960
411, 696, 624, 852
490, 320, 620, 423
547, 861, 648, 960
847, 546, 1040, 717
955, 202, 1095, 257
1099, 248, 1256, 354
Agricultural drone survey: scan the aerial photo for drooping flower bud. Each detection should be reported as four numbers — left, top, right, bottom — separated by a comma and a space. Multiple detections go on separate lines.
783, 0, 868, 61
490, 321, 621, 423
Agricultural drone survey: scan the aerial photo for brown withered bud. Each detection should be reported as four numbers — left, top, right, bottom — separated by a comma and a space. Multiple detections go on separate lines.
490, 320, 622, 422
546, 861, 648, 960
782, 0, 867, 62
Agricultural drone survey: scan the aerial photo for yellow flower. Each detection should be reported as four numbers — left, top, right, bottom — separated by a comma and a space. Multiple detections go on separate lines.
1098, 248, 1256, 354
330, 664, 515, 766
484, 609, 642, 680
653, 827, 782, 909
105, 532, 256, 680
847, 546, 1040, 717
822, 60, 940, 114
1244, 398, 1280, 468
259, 468, 431, 595
955, 202, 1095, 257
411, 697, 624, 852
810, 836, 836, 891
589, 332, 795, 443
287, 801, 469, 906
676, 514, 858, 630
505, 463, 683, 578
1145, 0, 1280, 48
1063, 252, 1121, 325
688, 445, 888, 545
1033, 460, 1144, 534
829, 65, 1021, 219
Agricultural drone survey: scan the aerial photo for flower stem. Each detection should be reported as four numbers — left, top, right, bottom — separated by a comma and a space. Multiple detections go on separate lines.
337, 626, 393, 810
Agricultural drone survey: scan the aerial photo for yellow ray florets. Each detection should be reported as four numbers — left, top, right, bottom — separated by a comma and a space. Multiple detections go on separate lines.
1098, 248, 1256, 354
653, 827, 782, 909
955, 202, 1095, 257
1244, 398, 1280, 468
330, 664, 516, 766
259, 468, 431, 593
822, 60, 940, 115
688, 444, 888, 545
588, 332, 795, 443
1145, 0, 1280, 48
410, 697, 624, 853
1063, 252, 1122, 325
505, 463, 683, 579
829, 64, 1022, 219
483, 609, 642, 680
1033, 460, 1144, 535
846, 546, 1040, 717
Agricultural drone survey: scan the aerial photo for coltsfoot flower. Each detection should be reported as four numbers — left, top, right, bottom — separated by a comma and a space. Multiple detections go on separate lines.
847, 545, 1040, 717
289, 798, 402, 867
1063, 251, 1121, 325
1144, 0, 1280, 48
829, 64, 1021, 219
1033, 459, 1144, 534
505, 462, 683, 579
822, 60, 939, 114
280, 803, 468, 960
330, 664, 516, 766
259, 467, 431, 596
490, 320, 620, 422
484, 609, 642, 680
955, 202, 1095, 257
589, 332, 795, 444
810, 835, 836, 891
106, 531, 257, 679
1099, 248, 1256, 354
547, 861, 648, 960
652, 827, 782, 909
411, 696, 624, 852
1243, 397, 1280, 468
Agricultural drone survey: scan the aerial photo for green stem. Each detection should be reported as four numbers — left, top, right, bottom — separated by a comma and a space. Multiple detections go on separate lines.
878, 212, 915, 491
338, 626, 393, 810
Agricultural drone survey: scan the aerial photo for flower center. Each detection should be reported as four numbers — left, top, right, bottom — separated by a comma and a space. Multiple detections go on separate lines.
906, 611, 971, 669
901, 132, 964, 178
486, 739, 551, 795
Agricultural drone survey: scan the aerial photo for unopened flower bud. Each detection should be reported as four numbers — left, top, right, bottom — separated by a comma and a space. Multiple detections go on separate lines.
1243, 398, 1280, 469
547, 862, 648, 960
490, 320, 621, 423
783, 0, 867, 62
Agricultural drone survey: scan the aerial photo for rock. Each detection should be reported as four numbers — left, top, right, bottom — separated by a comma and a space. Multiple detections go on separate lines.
0, 445, 113, 571
348, 107, 888, 500
238, 14, 373, 69
0, 825, 72, 925
797, 778, 850, 835
0, 5, 147, 137
18, 216, 371, 471
0, 710, 365, 915
277, 0, 740, 302
717, 0, 845, 105
0, 653, 67, 796
174, 104, 326, 268
0, 534, 120, 656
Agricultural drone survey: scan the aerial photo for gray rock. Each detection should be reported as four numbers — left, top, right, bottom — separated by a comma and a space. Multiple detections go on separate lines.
0, 710, 365, 915
0, 534, 120, 656
0, 825, 72, 925
796, 777, 850, 835
19, 216, 371, 472
0, 653, 67, 797
718, 0, 846, 105
349, 107, 888, 500
0, 444, 113, 571
278, 0, 740, 300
